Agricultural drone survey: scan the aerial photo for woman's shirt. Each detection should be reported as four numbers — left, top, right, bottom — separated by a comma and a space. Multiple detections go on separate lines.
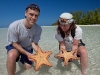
55, 25, 82, 51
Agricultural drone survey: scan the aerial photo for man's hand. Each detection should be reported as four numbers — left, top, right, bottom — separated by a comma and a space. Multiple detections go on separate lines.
27, 53, 35, 62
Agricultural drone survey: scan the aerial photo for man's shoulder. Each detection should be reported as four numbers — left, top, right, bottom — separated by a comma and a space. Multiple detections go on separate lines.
9, 19, 23, 28
34, 23, 42, 30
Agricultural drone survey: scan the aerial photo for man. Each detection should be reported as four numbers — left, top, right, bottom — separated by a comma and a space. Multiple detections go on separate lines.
6, 4, 42, 75
55, 12, 88, 75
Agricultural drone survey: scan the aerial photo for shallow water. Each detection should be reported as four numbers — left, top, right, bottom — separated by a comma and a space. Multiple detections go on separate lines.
0, 26, 100, 75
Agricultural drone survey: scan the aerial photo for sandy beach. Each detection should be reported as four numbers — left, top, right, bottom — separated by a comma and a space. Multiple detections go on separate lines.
0, 26, 100, 75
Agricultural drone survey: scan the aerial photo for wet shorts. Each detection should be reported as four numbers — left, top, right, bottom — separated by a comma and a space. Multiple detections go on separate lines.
5, 44, 33, 65
78, 42, 85, 47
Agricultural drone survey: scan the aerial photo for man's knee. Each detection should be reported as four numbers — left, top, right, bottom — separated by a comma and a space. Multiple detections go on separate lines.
7, 49, 19, 61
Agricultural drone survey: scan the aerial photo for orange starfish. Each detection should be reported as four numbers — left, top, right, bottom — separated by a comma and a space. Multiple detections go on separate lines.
28, 46, 52, 71
54, 49, 80, 66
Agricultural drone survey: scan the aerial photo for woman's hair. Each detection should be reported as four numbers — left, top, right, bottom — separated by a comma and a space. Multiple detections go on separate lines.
57, 20, 76, 37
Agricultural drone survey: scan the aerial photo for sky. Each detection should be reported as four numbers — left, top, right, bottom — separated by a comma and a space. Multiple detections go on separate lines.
0, 0, 100, 28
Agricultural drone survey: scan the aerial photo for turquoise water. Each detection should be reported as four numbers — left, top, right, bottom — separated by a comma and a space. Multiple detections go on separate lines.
0, 26, 100, 75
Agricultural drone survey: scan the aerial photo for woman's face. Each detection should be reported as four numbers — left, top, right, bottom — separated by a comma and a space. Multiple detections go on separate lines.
60, 24, 71, 32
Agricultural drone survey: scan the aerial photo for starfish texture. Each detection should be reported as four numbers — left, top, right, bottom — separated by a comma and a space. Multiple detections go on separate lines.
54, 49, 80, 66
28, 46, 52, 71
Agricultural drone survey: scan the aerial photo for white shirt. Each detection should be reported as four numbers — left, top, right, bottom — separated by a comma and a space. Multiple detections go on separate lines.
55, 25, 82, 51
7, 19, 42, 50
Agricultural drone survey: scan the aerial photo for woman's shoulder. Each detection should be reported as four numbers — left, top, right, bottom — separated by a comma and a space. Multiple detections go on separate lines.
76, 25, 82, 31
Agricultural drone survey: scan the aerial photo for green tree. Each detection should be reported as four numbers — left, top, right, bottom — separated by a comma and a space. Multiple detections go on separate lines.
52, 8, 100, 26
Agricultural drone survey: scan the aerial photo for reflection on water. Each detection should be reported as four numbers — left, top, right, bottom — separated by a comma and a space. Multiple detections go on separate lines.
0, 26, 100, 75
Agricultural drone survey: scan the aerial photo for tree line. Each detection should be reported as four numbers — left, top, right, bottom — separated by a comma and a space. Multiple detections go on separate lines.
52, 8, 100, 26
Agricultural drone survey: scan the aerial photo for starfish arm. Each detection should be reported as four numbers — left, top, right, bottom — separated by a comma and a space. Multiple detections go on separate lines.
28, 55, 36, 60
34, 59, 43, 71
42, 52, 52, 66
71, 49, 77, 54
30, 46, 53, 71
72, 56, 80, 60
42, 59, 52, 66
34, 57, 52, 71
63, 58, 69, 66
43, 51, 52, 57
54, 53, 64, 58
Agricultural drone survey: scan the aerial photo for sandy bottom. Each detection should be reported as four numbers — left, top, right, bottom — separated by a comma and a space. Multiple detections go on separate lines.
0, 26, 100, 75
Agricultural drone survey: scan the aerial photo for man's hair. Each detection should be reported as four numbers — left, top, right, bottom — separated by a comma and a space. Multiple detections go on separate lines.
25, 4, 40, 13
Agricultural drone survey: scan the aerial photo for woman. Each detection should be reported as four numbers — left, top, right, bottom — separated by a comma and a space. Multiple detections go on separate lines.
55, 12, 88, 75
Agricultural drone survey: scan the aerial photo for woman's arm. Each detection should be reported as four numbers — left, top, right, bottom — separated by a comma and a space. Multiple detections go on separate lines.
59, 41, 66, 53
72, 39, 80, 54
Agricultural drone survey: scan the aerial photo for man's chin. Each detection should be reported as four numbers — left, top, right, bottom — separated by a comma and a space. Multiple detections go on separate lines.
30, 22, 35, 25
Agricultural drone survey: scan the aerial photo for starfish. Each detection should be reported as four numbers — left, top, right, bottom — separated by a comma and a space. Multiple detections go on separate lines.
54, 49, 80, 66
28, 46, 52, 71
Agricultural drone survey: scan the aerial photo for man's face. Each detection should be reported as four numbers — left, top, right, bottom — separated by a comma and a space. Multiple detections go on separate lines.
25, 8, 39, 26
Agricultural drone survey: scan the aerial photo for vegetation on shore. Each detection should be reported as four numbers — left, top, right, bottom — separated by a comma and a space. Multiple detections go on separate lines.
52, 8, 100, 26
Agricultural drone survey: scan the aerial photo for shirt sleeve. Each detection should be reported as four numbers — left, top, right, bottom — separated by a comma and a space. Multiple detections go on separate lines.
7, 23, 18, 43
33, 26, 42, 43
74, 26, 82, 40
55, 31, 63, 41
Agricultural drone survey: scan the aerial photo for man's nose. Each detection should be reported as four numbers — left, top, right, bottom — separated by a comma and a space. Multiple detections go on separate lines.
32, 15, 35, 18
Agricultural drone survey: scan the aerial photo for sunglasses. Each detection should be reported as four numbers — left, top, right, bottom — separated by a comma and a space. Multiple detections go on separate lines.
59, 18, 73, 25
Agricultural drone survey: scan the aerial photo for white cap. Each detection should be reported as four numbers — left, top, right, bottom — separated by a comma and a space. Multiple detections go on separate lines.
59, 12, 74, 24
60, 12, 73, 19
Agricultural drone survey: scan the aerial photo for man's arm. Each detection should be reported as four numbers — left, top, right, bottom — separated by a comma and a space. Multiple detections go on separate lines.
31, 42, 39, 52
12, 42, 31, 56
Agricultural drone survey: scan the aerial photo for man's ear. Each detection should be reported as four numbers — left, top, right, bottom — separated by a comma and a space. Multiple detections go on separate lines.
25, 11, 27, 17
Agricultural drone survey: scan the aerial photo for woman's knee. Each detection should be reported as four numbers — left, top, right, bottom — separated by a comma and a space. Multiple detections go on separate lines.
78, 46, 87, 55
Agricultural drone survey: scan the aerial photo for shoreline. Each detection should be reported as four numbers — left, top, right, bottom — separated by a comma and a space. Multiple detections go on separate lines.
42, 25, 100, 27
0, 25, 100, 28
